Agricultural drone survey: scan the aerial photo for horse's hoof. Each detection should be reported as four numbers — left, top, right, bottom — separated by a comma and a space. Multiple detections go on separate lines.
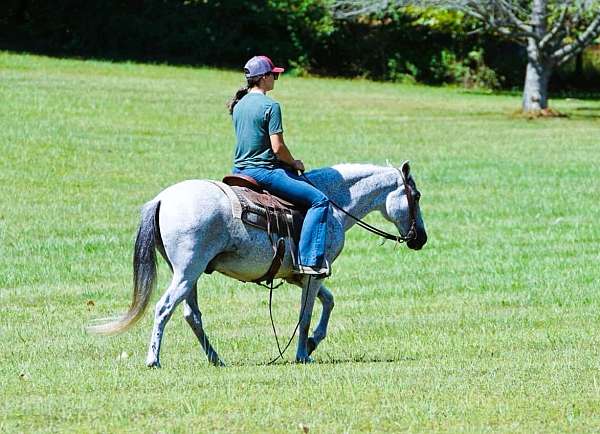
307, 337, 316, 356
146, 360, 161, 368
295, 356, 314, 364
210, 359, 226, 367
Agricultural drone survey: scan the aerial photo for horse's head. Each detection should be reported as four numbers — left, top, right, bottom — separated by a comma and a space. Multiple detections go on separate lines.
381, 161, 427, 250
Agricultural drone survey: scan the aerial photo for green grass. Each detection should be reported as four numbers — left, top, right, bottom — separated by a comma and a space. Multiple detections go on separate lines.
1, 51, 600, 433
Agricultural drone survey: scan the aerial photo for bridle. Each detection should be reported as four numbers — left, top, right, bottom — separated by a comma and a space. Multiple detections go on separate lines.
267, 167, 419, 364
397, 168, 418, 243
301, 168, 418, 244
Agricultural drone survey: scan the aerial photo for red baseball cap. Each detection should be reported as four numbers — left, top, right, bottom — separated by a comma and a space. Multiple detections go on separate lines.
244, 55, 285, 78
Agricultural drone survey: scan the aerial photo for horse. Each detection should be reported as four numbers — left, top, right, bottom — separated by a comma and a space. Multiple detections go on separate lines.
88, 161, 427, 366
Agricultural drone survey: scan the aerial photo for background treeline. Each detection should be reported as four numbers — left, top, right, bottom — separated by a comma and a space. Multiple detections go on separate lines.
2, 0, 599, 90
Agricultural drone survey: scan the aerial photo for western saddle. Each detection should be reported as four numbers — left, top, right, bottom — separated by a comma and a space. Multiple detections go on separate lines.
217, 174, 306, 284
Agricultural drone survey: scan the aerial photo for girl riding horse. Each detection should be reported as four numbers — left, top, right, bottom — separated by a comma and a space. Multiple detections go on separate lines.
228, 55, 330, 277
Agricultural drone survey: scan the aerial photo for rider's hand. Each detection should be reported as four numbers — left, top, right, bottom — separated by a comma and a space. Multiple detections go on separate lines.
292, 160, 305, 172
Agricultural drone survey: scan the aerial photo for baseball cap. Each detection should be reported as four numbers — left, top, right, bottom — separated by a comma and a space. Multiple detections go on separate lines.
244, 56, 285, 78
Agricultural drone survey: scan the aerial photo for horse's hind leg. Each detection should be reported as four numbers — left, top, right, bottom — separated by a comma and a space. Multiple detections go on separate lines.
182, 283, 224, 367
146, 272, 195, 368
307, 284, 335, 356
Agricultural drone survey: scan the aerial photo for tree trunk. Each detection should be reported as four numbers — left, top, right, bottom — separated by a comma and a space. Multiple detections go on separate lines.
522, 0, 552, 112
522, 60, 552, 111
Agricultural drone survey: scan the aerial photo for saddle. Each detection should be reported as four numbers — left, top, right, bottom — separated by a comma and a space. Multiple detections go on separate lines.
217, 174, 306, 284
222, 174, 305, 242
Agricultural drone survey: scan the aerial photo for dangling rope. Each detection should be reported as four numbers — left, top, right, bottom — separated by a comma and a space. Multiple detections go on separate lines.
267, 275, 312, 365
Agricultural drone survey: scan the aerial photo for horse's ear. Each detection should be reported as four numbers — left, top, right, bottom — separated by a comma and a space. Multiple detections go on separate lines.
400, 160, 411, 178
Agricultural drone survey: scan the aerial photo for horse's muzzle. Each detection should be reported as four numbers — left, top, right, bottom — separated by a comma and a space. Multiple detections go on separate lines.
407, 229, 427, 250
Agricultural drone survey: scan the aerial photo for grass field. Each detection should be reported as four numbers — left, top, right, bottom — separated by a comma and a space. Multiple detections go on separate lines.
1, 52, 600, 433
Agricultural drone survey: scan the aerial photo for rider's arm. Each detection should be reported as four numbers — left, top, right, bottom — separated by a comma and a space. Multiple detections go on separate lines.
270, 133, 304, 171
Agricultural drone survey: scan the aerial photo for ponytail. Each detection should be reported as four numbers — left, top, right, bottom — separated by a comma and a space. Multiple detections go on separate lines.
227, 76, 263, 115
227, 86, 249, 115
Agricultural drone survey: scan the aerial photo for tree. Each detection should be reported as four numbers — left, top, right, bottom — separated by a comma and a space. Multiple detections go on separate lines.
333, 1, 600, 113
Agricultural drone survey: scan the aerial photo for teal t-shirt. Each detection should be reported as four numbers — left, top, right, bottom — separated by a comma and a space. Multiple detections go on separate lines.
233, 92, 283, 169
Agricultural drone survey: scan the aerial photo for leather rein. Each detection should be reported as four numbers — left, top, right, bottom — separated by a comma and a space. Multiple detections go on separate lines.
301, 168, 417, 244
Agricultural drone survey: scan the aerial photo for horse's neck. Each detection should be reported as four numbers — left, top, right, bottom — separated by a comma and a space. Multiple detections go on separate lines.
309, 164, 398, 231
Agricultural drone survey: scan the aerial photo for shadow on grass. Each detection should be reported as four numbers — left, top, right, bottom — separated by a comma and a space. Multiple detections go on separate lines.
445, 88, 600, 120
458, 88, 521, 98
237, 354, 418, 367
567, 107, 600, 120
462, 88, 600, 101
574, 106, 600, 111
315, 355, 418, 365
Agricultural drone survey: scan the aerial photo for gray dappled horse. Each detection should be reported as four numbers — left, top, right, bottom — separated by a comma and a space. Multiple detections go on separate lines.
89, 162, 427, 366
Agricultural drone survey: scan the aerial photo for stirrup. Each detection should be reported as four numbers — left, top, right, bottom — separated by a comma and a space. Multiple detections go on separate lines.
293, 259, 330, 278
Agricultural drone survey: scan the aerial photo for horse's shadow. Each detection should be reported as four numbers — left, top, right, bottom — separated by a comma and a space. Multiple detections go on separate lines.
233, 354, 418, 367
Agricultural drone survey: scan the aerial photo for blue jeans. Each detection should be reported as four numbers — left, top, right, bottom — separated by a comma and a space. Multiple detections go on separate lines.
233, 166, 329, 267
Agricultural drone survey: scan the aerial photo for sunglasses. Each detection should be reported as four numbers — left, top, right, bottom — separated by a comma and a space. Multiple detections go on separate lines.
266, 72, 279, 80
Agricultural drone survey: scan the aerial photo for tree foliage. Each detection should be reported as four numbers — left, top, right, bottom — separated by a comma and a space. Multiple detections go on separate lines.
332, 0, 600, 109
333, 1, 600, 66
0, 0, 334, 69
1, 0, 598, 90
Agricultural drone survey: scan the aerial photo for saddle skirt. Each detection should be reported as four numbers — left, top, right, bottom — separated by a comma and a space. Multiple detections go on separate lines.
235, 187, 305, 243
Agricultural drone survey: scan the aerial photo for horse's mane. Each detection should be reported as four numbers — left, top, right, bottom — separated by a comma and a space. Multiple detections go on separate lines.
305, 164, 398, 207
306, 163, 395, 184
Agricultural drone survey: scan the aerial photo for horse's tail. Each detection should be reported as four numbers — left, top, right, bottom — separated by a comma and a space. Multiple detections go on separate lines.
87, 200, 160, 335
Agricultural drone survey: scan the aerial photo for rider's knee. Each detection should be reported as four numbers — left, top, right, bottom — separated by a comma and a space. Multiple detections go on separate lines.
312, 193, 329, 208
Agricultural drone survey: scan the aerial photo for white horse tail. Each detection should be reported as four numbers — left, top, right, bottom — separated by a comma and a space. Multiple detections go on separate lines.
88, 200, 160, 335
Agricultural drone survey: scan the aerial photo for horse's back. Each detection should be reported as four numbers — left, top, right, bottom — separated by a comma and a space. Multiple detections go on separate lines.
156, 179, 223, 204
155, 179, 228, 209
154, 179, 233, 245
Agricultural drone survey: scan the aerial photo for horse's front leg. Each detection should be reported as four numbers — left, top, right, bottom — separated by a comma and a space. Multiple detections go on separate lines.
295, 276, 321, 363
307, 284, 334, 356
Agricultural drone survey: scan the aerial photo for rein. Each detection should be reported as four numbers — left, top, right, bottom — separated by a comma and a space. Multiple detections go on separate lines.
300, 169, 417, 243
266, 275, 312, 365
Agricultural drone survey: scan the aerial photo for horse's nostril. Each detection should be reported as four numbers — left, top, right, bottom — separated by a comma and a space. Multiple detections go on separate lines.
407, 232, 427, 250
